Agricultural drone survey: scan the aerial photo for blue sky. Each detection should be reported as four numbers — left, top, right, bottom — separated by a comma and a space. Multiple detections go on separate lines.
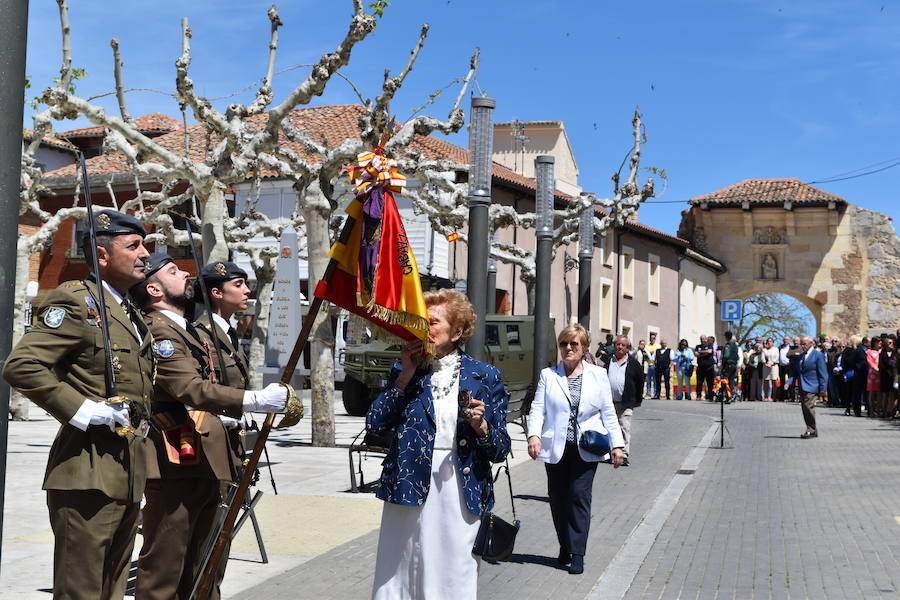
25, 0, 900, 236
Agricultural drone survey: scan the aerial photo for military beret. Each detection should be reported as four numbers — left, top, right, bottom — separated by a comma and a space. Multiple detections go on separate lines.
129, 253, 175, 307
199, 261, 248, 284
90, 209, 146, 237
143, 252, 176, 279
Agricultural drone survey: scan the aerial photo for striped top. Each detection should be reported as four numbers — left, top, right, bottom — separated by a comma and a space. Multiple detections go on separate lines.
566, 374, 583, 443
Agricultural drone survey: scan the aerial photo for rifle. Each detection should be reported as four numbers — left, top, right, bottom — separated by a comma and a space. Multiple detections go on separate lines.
78, 153, 136, 436
175, 203, 230, 386
191, 204, 359, 600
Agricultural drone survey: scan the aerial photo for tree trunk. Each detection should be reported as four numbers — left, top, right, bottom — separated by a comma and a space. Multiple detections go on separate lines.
10, 239, 33, 420
299, 181, 335, 447
200, 183, 229, 263
525, 280, 536, 314
248, 257, 276, 389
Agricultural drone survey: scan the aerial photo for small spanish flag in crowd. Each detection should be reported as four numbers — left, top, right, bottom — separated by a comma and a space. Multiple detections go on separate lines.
314, 147, 431, 353
446, 232, 460, 243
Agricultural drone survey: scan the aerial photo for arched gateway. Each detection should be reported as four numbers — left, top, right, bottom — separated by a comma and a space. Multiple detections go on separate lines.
678, 178, 900, 338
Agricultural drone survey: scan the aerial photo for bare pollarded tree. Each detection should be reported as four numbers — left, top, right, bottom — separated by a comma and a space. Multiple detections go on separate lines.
253, 30, 479, 447
402, 107, 656, 311
31, 0, 478, 445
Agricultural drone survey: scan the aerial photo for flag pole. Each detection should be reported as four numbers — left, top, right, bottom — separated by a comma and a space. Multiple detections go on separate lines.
191, 201, 359, 600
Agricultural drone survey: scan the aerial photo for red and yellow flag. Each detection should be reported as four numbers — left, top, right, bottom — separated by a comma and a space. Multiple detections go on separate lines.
314, 148, 431, 352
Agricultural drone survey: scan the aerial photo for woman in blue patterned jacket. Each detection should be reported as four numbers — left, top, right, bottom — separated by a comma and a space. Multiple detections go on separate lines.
368, 289, 510, 600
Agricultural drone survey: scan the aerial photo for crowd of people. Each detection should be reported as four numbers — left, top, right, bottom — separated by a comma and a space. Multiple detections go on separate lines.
590, 330, 900, 421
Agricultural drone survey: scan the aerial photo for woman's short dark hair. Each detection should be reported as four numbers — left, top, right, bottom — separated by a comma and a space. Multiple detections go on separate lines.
424, 289, 475, 345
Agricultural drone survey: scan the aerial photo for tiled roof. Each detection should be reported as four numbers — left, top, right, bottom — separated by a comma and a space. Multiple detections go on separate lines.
494, 120, 563, 128
688, 178, 847, 207
22, 128, 79, 153
58, 112, 182, 138
42, 104, 571, 200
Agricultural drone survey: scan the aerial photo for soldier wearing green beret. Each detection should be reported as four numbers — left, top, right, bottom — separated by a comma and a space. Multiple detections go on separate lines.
131, 255, 287, 599
3, 209, 153, 600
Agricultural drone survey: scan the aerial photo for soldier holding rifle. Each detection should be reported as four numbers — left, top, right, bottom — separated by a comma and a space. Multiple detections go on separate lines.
131, 253, 290, 599
193, 261, 253, 394
3, 209, 153, 600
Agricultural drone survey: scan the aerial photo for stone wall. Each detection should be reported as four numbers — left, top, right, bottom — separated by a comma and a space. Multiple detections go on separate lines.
853, 207, 900, 332
678, 203, 899, 339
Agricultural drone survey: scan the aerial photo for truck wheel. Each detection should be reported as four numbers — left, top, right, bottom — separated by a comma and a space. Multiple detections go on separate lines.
342, 375, 372, 416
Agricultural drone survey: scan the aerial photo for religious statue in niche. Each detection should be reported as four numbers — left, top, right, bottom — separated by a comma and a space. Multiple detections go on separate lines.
753, 226, 785, 245
761, 252, 778, 280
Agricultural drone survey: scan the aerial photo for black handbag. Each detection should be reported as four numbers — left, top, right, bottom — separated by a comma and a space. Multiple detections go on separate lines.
579, 427, 612, 456
472, 460, 519, 562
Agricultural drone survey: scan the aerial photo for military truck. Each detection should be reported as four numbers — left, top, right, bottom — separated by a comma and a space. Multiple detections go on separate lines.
340, 314, 557, 417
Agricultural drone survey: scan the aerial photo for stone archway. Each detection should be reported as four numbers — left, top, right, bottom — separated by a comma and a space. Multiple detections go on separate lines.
678, 178, 900, 338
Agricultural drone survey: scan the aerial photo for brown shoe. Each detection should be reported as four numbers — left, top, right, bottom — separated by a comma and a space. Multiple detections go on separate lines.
800, 430, 818, 439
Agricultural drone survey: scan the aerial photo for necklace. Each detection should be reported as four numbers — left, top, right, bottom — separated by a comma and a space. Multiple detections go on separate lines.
431, 353, 461, 399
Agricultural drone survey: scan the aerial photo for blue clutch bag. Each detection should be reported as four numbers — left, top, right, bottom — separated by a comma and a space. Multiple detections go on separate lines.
579, 429, 612, 456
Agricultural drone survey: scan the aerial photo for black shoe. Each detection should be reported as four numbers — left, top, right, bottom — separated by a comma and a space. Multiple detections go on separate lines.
843, 410, 851, 416
621, 457, 630, 467
800, 430, 818, 439
569, 554, 584, 574
557, 549, 571, 566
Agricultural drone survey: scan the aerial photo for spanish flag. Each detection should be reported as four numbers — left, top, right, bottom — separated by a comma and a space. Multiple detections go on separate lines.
313, 149, 431, 352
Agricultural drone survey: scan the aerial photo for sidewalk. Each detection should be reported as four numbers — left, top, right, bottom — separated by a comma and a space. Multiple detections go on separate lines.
0, 394, 530, 598
3, 399, 898, 598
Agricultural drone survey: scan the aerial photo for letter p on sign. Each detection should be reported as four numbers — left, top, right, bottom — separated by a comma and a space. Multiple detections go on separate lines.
721, 300, 742, 322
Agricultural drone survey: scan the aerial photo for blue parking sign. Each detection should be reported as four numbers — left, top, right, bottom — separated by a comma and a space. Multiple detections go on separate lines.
721, 300, 742, 321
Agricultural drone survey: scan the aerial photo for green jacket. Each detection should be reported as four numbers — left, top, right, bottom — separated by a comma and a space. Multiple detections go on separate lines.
3, 279, 155, 502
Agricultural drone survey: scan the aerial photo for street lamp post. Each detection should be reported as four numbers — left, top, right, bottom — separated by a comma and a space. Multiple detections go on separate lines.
533, 156, 555, 385
578, 205, 594, 330
0, 0, 30, 572
464, 97, 495, 361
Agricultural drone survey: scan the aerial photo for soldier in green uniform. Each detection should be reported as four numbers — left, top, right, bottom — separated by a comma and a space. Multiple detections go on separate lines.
130, 254, 288, 599
3, 209, 153, 600
193, 261, 253, 391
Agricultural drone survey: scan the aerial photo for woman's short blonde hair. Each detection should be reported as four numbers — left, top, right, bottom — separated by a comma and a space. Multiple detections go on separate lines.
849, 334, 861, 346
557, 323, 590, 349
424, 289, 476, 345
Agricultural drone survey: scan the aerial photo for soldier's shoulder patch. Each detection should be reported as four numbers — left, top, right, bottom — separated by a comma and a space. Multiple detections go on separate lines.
152, 339, 175, 358
61, 280, 85, 290
43, 307, 66, 328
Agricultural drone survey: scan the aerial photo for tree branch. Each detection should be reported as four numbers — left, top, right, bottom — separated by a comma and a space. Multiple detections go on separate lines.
110, 38, 134, 124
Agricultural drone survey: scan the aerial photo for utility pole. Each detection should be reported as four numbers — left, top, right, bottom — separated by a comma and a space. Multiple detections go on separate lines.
0, 0, 30, 573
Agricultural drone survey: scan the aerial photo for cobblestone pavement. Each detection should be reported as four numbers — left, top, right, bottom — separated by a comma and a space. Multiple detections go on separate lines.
234, 400, 899, 600
4, 399, 898, 599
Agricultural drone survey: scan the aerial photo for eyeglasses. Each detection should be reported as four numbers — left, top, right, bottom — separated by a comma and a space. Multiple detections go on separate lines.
558, 340, 581, 348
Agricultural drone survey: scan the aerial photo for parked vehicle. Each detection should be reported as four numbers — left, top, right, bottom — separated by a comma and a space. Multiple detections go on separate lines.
340, 314, 557, 416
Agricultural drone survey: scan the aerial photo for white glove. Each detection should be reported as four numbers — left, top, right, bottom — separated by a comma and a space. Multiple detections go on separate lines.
243, 383, 287, 413
89, 402, 131, 432
220, 416, 242, 429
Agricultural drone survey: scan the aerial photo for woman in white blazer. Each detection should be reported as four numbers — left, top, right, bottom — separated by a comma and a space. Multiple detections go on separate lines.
527, 324, 625, 575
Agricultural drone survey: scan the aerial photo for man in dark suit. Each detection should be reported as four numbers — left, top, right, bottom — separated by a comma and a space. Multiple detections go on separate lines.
850, 335, 869, 417
653, 340, 673, 399
601, 335, 644, 466
789, 335, 828, 438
